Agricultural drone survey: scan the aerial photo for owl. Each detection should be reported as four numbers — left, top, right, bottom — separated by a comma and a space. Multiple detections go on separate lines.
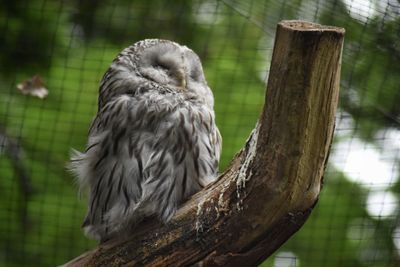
70, 39, 222, 242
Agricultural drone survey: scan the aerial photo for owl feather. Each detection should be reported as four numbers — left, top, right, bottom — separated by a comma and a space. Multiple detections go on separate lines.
70, 39, 221, 242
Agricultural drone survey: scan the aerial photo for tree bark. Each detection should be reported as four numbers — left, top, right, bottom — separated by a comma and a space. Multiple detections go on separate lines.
63, 20, 345, 267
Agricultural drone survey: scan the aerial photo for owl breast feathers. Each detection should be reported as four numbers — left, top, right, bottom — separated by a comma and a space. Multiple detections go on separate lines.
70, 39, 222, 241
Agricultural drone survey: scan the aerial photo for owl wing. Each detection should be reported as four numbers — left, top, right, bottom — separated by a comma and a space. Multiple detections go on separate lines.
70, 91, 220, 241
71, 94, 144, 240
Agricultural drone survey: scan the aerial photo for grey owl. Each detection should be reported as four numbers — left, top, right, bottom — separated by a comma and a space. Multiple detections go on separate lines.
70, 39, 222, 242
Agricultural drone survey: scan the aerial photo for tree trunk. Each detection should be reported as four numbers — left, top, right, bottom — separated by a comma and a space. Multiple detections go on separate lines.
63, 20, 345, 267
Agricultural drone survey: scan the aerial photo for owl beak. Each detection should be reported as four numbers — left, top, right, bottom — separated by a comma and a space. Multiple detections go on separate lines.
177, 69, 187, 91
181, 76, 187, 90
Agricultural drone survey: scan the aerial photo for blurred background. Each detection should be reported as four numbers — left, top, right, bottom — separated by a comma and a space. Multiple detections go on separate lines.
0, 0, 399, 266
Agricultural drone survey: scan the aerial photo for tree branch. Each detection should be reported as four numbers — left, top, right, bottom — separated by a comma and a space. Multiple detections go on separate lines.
63, 20, 345, 267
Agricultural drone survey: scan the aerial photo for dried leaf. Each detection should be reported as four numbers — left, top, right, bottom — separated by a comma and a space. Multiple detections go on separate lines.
17, 75, 49, 99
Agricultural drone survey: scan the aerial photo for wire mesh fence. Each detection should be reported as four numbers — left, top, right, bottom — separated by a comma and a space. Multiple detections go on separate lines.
0, 0, 399, 266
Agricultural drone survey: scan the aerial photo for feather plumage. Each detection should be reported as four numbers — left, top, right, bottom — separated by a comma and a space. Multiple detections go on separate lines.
70, 39, 221, 241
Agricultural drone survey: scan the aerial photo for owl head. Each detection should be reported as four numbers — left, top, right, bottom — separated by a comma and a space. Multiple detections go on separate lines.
98, 39, 214, 110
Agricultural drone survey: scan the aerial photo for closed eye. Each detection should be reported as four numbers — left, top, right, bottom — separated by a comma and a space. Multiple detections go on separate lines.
190, 67, 202, 81
153, 61, 169, 71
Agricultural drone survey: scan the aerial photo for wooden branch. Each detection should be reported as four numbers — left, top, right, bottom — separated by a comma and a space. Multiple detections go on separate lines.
63, 20, 344, 267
